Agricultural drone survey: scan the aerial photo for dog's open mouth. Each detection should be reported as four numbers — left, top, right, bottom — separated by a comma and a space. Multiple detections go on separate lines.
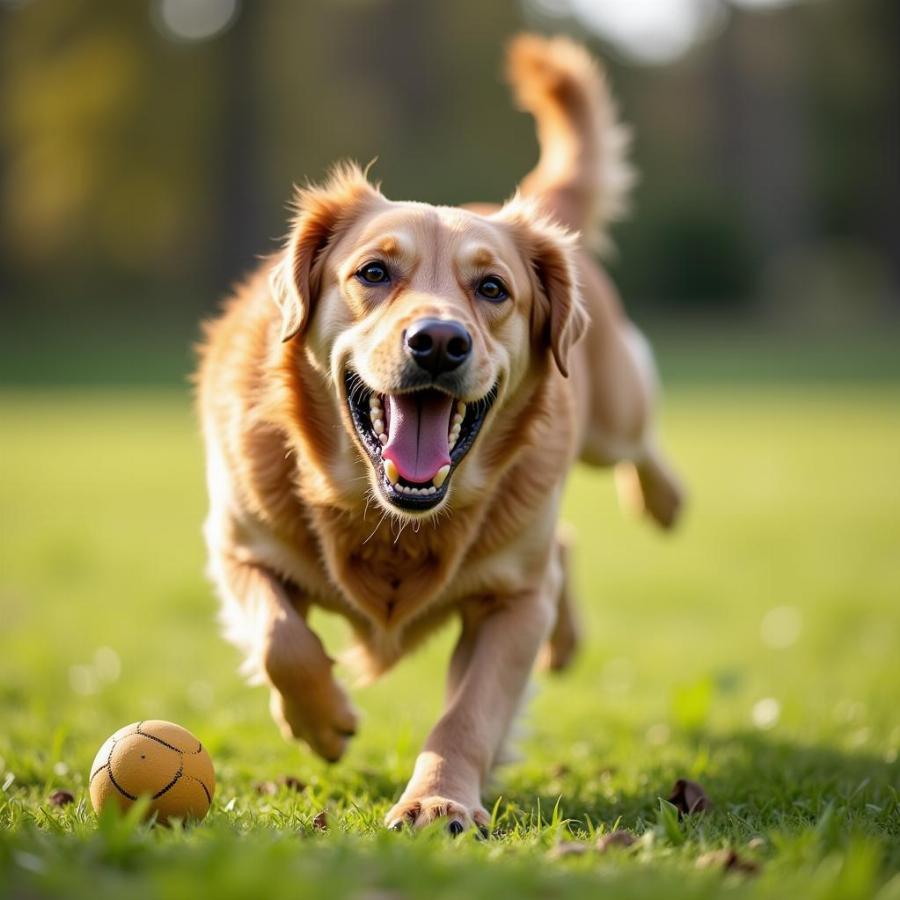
345, 372, 498, 511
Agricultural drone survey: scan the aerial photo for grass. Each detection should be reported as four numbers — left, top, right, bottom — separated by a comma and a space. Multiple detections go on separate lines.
1, 347, 899, 898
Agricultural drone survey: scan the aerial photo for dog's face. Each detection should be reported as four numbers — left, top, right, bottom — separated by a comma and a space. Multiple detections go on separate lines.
270, 166, 585, 518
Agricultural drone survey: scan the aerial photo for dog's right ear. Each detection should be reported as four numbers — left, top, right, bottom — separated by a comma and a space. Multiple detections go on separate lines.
270, 164, 382, 341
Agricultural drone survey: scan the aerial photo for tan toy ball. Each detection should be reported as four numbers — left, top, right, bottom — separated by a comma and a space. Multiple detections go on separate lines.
89, 720, 215, 824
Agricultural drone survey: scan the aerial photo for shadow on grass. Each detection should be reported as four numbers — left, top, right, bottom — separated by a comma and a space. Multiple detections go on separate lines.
495, 730, 898, 853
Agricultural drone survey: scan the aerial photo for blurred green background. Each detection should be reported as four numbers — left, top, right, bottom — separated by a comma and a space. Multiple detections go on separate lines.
1, 0, 898, 386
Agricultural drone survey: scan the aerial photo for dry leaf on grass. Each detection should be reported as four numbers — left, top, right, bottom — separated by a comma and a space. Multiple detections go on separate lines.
550, 831, 639, 860
697, 849, 761, 876
596, 830, 638, 853
547, 841, 590, 859
48, 789, 75, 807
668, 778, 710, 815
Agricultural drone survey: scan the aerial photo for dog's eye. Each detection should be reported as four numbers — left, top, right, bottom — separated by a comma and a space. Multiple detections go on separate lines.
476, 276, 509, 302
357, 262, 390, 285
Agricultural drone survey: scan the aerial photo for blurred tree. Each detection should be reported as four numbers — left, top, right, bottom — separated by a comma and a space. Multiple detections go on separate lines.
216, 1, 264, 290
0, 0, 896, 337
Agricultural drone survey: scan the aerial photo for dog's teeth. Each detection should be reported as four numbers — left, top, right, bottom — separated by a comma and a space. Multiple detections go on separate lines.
372, 417, 384, 435
384, 459, 399, 485
451, 413, 463, 427
426, 486, 436, 495
432, 464, 450, 489
457, 400, 466, 414
370, 396, 382, 409
378, 433, 388, 445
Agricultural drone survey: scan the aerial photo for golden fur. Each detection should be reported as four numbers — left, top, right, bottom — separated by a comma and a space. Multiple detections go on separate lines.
197, 34, 683, 832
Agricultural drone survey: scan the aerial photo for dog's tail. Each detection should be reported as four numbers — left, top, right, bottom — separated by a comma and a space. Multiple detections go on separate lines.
506, 34, 635, 250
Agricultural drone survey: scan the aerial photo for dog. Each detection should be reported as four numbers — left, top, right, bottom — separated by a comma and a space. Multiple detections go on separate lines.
196, 34, 683, 833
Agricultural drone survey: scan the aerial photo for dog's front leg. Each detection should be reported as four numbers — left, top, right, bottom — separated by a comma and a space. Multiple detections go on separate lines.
385, 579, 556, 834
214, 555, 358, 762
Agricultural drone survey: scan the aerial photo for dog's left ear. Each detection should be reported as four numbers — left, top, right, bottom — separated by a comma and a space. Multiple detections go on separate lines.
270, 163, 382, 341
496, 197, 588, 377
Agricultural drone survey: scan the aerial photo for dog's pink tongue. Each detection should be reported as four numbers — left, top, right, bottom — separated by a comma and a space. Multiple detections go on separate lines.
383, 392, 453, 483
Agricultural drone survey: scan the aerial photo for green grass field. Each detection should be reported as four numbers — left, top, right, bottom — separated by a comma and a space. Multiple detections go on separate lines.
1, 347, 899, 898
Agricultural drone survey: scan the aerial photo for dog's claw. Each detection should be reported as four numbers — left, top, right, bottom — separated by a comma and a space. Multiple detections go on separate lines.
385, 795, 490, 835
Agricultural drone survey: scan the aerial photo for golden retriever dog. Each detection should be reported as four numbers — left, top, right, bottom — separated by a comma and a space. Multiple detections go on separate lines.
197, 34, 683, 833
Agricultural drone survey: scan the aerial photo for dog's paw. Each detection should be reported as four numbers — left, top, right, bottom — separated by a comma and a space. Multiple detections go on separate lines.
637, 456, 685, 530
269, 683, 358, 763
386, 795, 491, 836
615, 456, 685, 531
538, 627, 579, 672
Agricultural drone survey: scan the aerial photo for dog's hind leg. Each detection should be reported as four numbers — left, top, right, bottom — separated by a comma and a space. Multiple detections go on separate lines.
577, 279, 685, 530
607, 325, 684, 530
614, 446, 684, 531
539, 526, 581, 672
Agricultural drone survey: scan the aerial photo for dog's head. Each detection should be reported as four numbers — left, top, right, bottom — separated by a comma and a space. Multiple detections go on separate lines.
270, 164, 586, 517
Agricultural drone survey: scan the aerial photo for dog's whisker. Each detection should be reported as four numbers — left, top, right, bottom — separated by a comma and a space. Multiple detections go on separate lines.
363, 509, 389, 544
393, 519, 409, 544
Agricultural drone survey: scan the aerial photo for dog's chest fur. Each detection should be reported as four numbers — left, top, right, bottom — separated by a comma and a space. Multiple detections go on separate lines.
311, 506, 476, 628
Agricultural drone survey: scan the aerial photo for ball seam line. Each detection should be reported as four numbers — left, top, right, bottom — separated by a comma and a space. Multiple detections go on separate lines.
104, 734, 138, 801
136, 722, 203, 755
151, 763, 184, 800
183, 773, 213, 804
106, 764, 138, 801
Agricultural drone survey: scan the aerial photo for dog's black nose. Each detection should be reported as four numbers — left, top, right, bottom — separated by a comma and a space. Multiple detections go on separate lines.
405, 318, 472, 375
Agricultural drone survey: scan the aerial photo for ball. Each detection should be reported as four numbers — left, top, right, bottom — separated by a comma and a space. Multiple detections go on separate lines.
89, 720, 215, 824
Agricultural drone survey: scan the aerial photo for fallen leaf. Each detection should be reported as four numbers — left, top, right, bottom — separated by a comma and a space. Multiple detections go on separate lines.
254, 781, 279, 796
313, 810, 328, 830
48, 789, 75, 807
596, 830, 638, 853
697, 849, 760, 876
548, 841, 589, 859
668, 778, 710, 816
281, 776, 306, 792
